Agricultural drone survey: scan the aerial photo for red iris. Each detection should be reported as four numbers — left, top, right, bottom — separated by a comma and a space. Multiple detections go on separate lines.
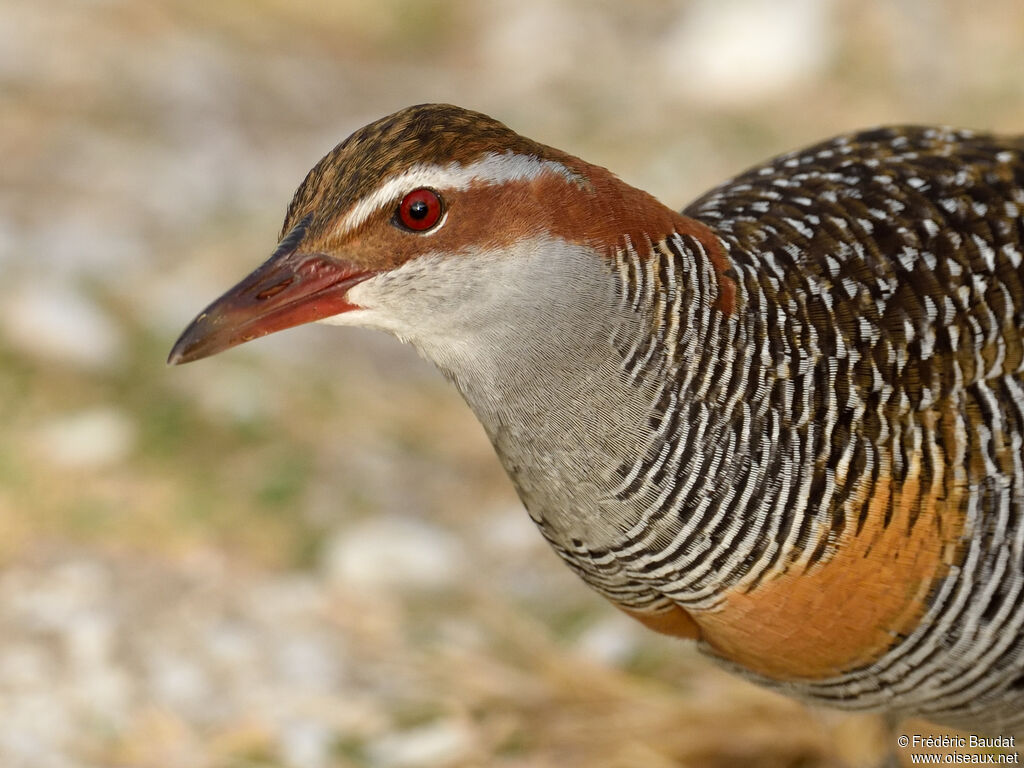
397, 188, 443, 231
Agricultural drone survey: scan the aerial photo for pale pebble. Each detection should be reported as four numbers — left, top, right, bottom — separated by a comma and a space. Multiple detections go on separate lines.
322, 517, 463, 592
659, 0, 833, 105
366, 720, 474, 768
1, 282, 123, 369
574, 615, 642, 666
31, 407, 136, 469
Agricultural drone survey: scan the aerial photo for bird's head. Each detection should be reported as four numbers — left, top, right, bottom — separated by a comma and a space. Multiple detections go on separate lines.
168, 104, 726, 368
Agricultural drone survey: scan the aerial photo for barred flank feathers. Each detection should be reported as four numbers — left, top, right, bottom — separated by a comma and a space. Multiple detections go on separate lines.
556, 127, 1024, 733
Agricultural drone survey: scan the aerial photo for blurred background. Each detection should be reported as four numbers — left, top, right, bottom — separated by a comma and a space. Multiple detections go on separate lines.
2, 1, 1024, 766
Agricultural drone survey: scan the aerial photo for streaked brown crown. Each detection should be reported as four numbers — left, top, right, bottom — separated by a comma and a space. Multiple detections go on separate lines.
281, 103, 557, 240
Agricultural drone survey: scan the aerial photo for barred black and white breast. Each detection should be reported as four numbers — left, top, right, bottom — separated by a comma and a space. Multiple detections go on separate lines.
668, 126, 1024, 731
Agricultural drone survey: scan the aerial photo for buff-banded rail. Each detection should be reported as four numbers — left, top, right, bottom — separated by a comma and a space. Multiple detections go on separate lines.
170, 104, 1024, 737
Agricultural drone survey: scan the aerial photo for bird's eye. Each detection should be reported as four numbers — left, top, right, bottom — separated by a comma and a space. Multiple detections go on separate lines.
396, 188, 444, 232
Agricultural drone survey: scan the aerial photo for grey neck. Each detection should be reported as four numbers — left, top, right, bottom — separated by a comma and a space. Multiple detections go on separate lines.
343, 232, 772, 612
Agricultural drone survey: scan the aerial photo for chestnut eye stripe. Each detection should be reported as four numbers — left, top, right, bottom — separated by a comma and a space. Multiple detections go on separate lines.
329, 152, 583, 239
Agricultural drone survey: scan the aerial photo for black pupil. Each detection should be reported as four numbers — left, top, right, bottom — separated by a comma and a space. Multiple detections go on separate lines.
408, 199, 429, 220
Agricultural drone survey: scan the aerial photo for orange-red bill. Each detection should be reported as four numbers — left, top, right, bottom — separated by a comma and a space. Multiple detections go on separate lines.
167, 247, 374, 365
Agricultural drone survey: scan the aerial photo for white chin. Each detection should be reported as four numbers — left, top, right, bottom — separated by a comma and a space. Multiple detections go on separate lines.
316, 308, 374, 327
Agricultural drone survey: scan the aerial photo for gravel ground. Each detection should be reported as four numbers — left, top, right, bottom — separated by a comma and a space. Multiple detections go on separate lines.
0, 543, 866, 768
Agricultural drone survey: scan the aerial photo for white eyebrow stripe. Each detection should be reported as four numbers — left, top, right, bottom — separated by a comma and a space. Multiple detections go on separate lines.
331, 151, 585, 237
